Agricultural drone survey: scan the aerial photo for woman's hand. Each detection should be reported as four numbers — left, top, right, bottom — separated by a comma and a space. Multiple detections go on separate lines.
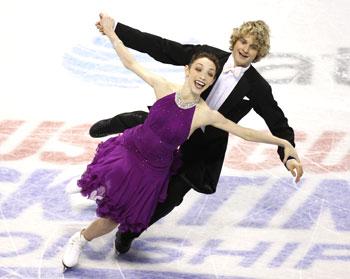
283, 142, 303, 183
282, 142, 299, 164
286, 159, 303, 183
96, 13, 115, 37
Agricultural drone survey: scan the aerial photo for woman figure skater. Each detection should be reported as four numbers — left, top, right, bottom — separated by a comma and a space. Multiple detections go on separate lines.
62, 13, 300, 270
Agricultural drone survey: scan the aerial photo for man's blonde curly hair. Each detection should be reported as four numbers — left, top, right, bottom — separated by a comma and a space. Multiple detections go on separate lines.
229, 20, 270, 63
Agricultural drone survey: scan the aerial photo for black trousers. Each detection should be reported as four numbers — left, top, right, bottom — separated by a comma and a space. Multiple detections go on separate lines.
120, 174, 192, 240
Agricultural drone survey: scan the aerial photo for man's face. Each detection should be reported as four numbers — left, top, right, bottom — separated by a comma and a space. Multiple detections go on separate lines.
232, 35, 259, 67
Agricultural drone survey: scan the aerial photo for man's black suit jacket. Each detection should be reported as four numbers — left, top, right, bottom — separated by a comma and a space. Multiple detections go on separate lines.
115, 23, 295, 194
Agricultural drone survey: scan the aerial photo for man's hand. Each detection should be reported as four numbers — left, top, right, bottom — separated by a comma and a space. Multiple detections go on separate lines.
285, 158, 303, 183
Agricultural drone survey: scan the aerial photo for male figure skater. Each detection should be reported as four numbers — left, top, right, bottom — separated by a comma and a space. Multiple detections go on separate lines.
92, 17, 304, 253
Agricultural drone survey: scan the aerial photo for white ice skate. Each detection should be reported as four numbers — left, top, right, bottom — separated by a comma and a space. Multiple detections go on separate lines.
62, 231, 87, 271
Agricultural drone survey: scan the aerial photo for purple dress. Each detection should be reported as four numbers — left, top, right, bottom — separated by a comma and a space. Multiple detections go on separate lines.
78, 93, 195, 233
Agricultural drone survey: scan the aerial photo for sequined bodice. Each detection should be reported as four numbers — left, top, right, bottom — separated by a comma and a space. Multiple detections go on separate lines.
121, 93, 195, 169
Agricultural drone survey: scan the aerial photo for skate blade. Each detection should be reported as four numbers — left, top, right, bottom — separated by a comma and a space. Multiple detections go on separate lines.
62, 261, 71, 273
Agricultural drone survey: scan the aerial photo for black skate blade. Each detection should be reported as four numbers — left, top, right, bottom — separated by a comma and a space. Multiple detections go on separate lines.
62, 261, 71, 272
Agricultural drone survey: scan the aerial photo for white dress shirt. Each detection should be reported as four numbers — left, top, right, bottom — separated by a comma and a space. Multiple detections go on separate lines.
202, 55, 250, 131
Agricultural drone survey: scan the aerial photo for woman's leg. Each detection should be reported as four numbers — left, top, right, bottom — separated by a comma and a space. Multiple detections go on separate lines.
83, 217, 118, 241
63, 218, 118, 270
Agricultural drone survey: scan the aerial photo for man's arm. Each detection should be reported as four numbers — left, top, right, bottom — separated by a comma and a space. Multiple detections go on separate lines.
249, 79, 303, 182
115, 22, 204, 66
252, 83, 295, 159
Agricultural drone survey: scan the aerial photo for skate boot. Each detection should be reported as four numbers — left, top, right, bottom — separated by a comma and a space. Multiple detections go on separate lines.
62, 231, 88, 271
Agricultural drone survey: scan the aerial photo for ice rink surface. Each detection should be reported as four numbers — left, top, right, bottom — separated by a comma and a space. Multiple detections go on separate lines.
1, 0, 350, 278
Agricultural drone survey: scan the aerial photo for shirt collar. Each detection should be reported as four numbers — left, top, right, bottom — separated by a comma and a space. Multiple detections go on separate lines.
223, 55, 251, 74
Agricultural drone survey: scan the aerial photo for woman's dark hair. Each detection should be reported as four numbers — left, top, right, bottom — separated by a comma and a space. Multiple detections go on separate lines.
188, 52, 220, 78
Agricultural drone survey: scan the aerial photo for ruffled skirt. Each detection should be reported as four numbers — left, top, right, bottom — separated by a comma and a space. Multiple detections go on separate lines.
77, 135, 180, 233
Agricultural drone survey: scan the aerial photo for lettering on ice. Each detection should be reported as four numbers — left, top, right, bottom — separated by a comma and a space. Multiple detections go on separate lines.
1, 168, 350, 270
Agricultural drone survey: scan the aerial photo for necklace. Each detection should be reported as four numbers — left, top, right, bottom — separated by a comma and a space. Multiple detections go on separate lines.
175, 91, 199, 109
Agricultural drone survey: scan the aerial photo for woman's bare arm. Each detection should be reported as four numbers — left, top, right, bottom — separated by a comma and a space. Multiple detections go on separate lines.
99, 13, 170, 99
208, 110, 300, 163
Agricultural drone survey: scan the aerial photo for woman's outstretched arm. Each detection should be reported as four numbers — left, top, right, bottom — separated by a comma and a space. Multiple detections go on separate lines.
209, 110, 301, 166
99, 13, 168, 96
